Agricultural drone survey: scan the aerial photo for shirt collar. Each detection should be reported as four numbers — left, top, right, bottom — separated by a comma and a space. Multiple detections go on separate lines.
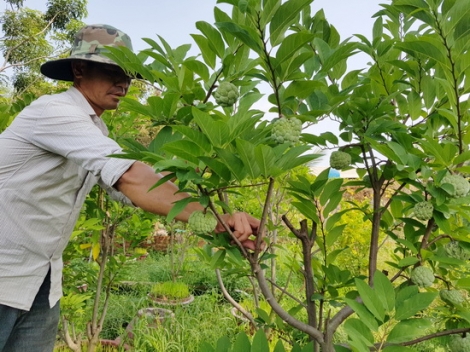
67, 86, 97, 117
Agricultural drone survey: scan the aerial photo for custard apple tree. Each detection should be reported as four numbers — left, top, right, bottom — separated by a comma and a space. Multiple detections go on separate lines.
108, 0, 470, 350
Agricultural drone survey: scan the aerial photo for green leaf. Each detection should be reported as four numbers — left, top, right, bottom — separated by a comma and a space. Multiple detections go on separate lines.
433, 210, 452, 234
446, 0, 470, 33
255, 144, 277, 177
407, 90, 422, 120
395, 41, 448, 68
275, 32, 316, 67
319, 178, 343, 207
148, 126, 183, 154
210, 249, 226, 269
321, 42, 358, 73
355, 278, 385, 322
191, 34, 217, 68
374, 270, 395, 313
396, 285, 419, 304
216, 148, 247, 181
276, 149, 321, 171
236, 139, 261, 178
456, 278, 470, 289
198, 342, 215, 352
395, 292, 437, 320
161, 140, 203, 166
166, 197, 196, 223
251, 329, 270, 352
195, 21, 225, 58
387, 318, 432, 343
233, 332, 251, 352
270, 0, 314, 46
455, 309, 470, 324
215, 335, 231, 352
172, 126, 212, 154
372, 17, 383, 43
323, 191, 344, 218
260, 0, 281, 28
397, 256, 420, 267
284, 80, 327, 99
344, 298, 379, 331
199, 156, 232, 182
182, 59, 210, 82
291, 199, 320, 224
193, 108, 231, 148
325, 224, 346, 247
393, 0, 434, 25
215, 22, 263, 54
344, 318, 375, 347
300, 342, 314, 352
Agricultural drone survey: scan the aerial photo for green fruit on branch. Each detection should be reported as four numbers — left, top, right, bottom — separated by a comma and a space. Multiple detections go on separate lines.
329, 151, 351, 170
439, 289, 465, 307
188, 211, 218, 234
445, 241, 470, 260
441, 173, 470, 198
449, 335, 470, 352
213, 82, 239, 107
271, 117, 302, 146
413, 201, 434, 221
410, 266, 434, 288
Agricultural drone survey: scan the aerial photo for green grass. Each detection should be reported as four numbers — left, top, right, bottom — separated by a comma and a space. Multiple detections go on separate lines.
55, 242, 454, 352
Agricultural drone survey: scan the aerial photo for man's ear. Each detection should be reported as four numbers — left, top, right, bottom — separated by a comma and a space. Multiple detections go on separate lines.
71, 60, 86, 78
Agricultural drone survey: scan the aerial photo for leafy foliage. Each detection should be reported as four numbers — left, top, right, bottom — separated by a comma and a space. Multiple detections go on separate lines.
103, 0, 470, 350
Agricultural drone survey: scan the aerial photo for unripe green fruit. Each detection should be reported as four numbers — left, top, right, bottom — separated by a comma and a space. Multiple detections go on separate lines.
413, 201, 434, 221
445, 241, 470, 260
449, 335, 470, 352
329, 151, 351, 170
440, 289, 465, 307
213, 82, 239, 107
441, 174, 470, 198
188, 211, 217, 234
271, 117, 302, 147
410, 266, 434, 288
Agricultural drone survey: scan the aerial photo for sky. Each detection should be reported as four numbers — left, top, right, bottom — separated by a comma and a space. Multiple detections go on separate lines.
22, 0, 384, 64
87, 0, 384, 69
21, 0, 386, 165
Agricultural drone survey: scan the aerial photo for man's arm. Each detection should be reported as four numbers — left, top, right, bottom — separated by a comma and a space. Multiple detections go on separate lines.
114, 161, 202, 222
114, 161, 261, 249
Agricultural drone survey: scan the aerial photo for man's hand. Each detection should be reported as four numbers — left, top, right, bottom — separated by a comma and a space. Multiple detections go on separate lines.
216, 212, 261, 250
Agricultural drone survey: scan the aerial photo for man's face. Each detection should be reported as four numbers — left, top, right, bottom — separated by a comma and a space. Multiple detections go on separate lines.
73, 61, 133, 116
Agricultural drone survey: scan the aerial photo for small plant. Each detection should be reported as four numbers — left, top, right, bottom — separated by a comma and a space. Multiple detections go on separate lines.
150, 281, 190, 300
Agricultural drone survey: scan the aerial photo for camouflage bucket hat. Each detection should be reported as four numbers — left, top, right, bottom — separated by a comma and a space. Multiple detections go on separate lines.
41, 24, 135, 81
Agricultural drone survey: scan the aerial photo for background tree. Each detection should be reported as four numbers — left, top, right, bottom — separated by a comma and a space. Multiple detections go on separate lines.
0, 0, 87, 94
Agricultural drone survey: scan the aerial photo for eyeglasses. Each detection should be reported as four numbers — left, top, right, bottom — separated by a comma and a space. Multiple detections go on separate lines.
88, 62, 133, 85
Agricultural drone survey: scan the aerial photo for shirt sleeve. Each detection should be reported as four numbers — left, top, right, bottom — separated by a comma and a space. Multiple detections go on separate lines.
98, 179, 135, 207
29, 99, 136, 189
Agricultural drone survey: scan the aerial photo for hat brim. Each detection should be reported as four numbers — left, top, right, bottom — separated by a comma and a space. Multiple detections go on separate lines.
40, 57, 143, 81
40, 58, 77, 81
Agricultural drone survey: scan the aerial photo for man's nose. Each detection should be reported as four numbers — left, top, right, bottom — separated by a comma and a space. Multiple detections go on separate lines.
115, 76, 131, 89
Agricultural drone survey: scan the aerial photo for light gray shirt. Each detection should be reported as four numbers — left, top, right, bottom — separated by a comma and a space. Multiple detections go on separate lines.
0, 87, 135, 310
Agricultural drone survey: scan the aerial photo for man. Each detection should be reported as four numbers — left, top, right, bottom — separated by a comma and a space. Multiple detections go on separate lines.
0, 24, 259, 351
